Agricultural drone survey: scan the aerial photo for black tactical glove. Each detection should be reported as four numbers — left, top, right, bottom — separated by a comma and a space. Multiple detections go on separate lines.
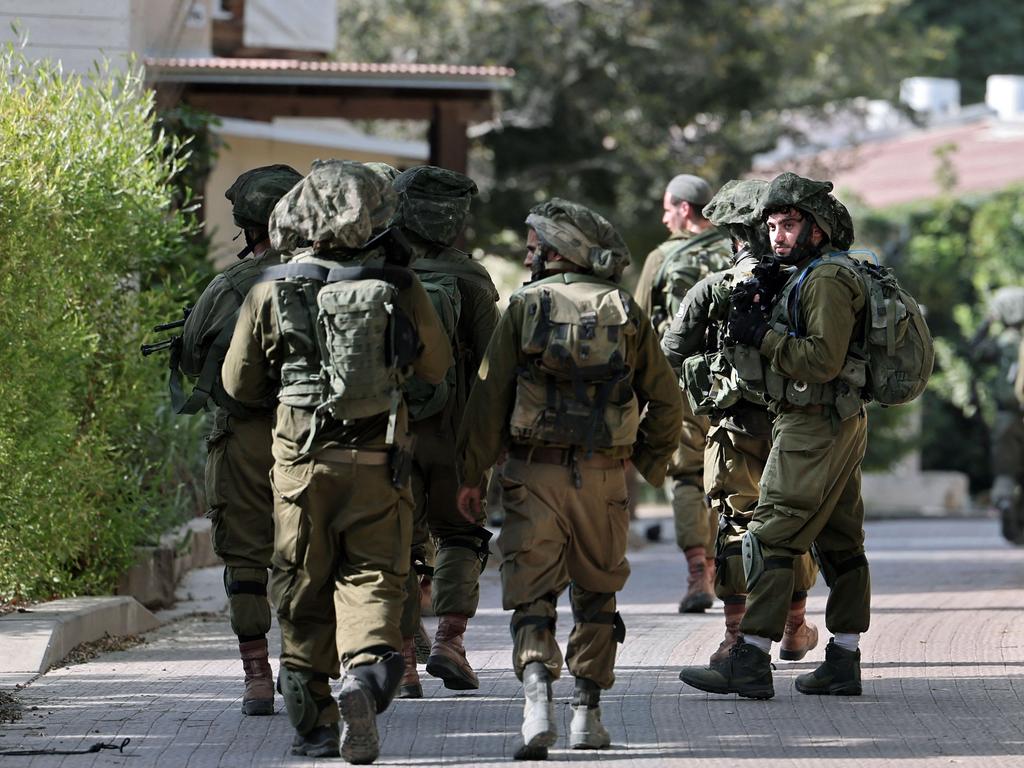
728, 305, 770, 348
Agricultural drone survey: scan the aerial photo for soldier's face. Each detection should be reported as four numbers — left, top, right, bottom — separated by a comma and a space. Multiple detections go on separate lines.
662, 192, 687, 233
525, 228, 541, 267
766, 209, 823, 258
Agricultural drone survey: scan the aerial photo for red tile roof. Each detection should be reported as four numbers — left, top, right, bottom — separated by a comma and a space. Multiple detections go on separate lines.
145, 56, 514, 79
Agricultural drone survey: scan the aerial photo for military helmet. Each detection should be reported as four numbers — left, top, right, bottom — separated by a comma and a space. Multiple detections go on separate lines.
269, 159, 396, 254
761, 171, 855, 250
525, 198, 631, 281
363, 161, 400, 183
703, 178, 770, 252
392, 165, 478, 246
989, 286, 1024, 327
225, 164, 303, 230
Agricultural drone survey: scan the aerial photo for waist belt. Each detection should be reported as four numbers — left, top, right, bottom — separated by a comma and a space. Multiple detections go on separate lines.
317, 448, 389, 466
778, 403, 826, 415
508, 445, 621, 470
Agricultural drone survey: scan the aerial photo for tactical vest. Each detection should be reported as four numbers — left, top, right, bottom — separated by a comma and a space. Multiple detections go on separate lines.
651, 228, 731, 334
509, 274, 640, 453
263, 256, 420, 448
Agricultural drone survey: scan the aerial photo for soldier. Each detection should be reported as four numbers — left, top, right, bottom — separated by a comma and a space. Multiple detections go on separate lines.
180, 164, 302, 716
660, 179, 819, 664
389, 166, 501, 698
635, 174, 733, 613
455, 199, 683, 758
678, 172, 870, 699
974, 287, 1024, 543
222, 160, 452, 762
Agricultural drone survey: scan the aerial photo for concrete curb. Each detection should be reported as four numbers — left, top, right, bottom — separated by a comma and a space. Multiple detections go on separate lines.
116, 517, 221, 609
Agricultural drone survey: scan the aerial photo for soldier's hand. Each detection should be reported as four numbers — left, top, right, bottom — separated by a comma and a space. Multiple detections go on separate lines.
456, 485, 482, 522
728, 305, 770, 348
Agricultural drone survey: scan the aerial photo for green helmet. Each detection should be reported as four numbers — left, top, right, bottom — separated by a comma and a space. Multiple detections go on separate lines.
702, 178, 770, 253
392, 165, 478, 246
225, 164, 303, 230
269, 159, 396, 254
525, 198, 631, 281
761, 171, 855, 250
363, 161, 400, 184
990, 286, 1024, 327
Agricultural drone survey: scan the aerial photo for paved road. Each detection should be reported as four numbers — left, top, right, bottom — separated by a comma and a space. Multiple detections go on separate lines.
2, 518, 1023, 766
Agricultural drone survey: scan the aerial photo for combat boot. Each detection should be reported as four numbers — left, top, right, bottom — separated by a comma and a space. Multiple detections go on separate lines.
569, 678, 610, 750
338, 674, 380, 764
709, 600, 745, 664
678, 546, 713, 613
426, 614, 479, 690
514, 662, 557, 760
239, 638, 275, 715
291, 723, 340, 758
779, 597, 819, 661
414, 618, 431, 664
679, 638, 774, 699
397, 637, 422, 699
795, 639, 862, 696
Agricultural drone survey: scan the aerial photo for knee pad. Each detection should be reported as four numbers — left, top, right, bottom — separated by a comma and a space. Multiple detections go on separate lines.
278, 666, 322, 734
348, 649, 405, 713
437, 525, 493, 569
811, 545, 868, 588
569, 585, 625, 644
742, 531, 793, 591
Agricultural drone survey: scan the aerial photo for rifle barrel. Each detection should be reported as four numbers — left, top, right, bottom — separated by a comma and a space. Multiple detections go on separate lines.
152, 318, 187, 332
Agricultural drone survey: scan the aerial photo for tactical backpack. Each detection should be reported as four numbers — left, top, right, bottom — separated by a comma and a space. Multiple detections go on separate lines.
509, 274, 640, 453
651, 228, 731, 331
404, 268, 461, 421
787, 252, 934, 406
263, 259, 420, 448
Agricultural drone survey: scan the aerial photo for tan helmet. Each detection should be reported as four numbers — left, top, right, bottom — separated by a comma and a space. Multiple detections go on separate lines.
525, 198, 631, 281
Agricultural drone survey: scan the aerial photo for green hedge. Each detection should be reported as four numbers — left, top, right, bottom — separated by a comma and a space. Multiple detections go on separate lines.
0, 49, 206, 601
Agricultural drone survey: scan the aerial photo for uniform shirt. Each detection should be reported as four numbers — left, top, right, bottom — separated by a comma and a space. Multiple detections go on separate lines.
455, 274, 684, 488
759, 259, 867, 386
222, 255, 453, 465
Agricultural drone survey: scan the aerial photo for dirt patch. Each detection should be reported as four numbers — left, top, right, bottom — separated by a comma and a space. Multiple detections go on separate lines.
50, 632, 146, 671
0, 690, 22, 723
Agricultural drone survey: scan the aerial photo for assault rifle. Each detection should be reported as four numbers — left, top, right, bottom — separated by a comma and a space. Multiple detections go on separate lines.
140, 305, 193, 357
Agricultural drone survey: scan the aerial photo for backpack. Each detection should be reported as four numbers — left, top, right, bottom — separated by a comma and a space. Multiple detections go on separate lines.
264, 260, 420, 447
651, 228, 731, 331
510, 274, 640, 453
404, 269, 461, 421
790, 252, 934, 406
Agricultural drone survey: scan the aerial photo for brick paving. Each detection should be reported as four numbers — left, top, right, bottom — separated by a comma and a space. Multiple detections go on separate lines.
2, 518, 1023, 766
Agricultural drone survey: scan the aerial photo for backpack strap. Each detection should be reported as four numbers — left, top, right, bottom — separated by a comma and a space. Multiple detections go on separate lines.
260, 262, 331, 283
326, 264, 413, 288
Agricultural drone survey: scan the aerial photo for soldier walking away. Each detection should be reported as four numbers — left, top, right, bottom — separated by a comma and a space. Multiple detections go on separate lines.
660, 179, 820, 665
180, 164, 302, 716
634, 174, 733, 613
455, 199, 683, 759
679, 172, 873, 699
388, 166, 501, 698
222, 160, 452, 763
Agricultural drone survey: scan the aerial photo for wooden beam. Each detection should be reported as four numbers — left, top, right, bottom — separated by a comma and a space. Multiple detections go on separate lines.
429, 101, 469, 174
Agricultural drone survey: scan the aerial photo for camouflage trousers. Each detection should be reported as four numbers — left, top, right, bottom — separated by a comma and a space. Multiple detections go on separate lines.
704, 425, 817, 601
669, 398, 715, 552
740, 409, 870, 641
497, 454, 630, 690
205, 410, 274, 639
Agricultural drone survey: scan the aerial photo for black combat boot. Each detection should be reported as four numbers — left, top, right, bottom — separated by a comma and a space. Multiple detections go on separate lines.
794, 639, 862, 696
678, 638, 774, 699
291, 723, 340, 758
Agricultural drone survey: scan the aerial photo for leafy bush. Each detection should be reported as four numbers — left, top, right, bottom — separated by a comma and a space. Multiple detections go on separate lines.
0, 48, 205, 601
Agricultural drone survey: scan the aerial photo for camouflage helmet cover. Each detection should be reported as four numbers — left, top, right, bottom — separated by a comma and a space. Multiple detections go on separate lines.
989, 286, 1024, 326
363, 161, 400, 183
225, 164, 303, 230
703, 178, 770, 252
761, 171, 855, 250
392, 165, 478, 246
269, 159, 397, 254
525, 197, 631, 281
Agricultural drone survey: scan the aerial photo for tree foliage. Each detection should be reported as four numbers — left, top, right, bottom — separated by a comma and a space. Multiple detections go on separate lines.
0, 47, 205, 601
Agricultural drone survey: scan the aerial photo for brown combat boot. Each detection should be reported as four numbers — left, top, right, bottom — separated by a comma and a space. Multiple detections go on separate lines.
705, 556, 717, 600
710, 599, 746, 664
425, 614, 479, 690
678, 546, 713, 613
239, 638, 274, 715
398, 636, 422, 699
780, 596, 819, 661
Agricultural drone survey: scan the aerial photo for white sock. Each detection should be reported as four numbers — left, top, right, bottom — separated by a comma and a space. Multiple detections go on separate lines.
742, 634, 772, 653
833, 633, 860, 652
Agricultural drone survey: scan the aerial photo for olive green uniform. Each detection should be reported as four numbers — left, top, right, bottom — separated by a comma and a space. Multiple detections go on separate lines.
400, 250, 500, 637
222, 254, 451, 728
634, 229, 731, 552
181, 250, 282, 640
661, 251, 818, 600
456, 273, 682, 688
739, 256, 870, 641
